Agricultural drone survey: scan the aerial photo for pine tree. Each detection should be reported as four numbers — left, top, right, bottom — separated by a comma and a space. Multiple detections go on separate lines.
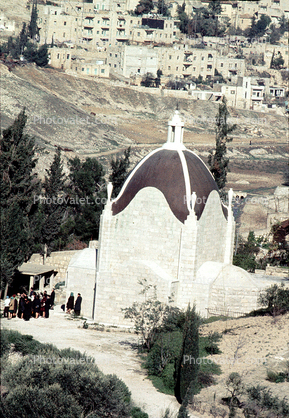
174, 305, 200, 406
41, 148, 67, 253
208, 96, 237, 199
0, 110, 41, 291
109, 147, 131, 198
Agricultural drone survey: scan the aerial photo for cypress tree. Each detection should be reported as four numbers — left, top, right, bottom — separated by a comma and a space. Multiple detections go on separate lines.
174, 305, 200, 406
109, 147, 131, 198
208, 96, 237, 199
28, 1, 38, 40
68, 157, 105, 241
0, 110, 41, 290
41, 148, 67, 253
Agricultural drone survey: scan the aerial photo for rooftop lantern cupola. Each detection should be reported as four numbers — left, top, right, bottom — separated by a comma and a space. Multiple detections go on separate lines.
163, 110, 185, 150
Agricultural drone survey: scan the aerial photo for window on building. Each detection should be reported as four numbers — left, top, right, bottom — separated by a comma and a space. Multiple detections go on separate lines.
101, 69, 105, 73
63, 33, 65, 37
138, 68, 140, 73
201, 56, 204, 60
245, 92, 247, 98
109, 63, 111, 67
115, 54, 117, 57
55, 11, 57, 15
207, 65, 212, 69
208, 53, 213, 59
64, 21, 66, 25
54, 21, 56, 25
94, 68, 97, 75
220, 63, 223, 67
82, 68, 84, 71
137, 32, 140, 36
235, 63, 237, 68
169, 55, 172, 59
193, 67, 196, 71
193, 56, 196, 60
176, 66, 178, 71
67, 54, 70, 59
168, 66, 171, 70
177, 56, 179, 60
57, 53, 60, 59
86, 68, 89, 74
114, 64, 116, 68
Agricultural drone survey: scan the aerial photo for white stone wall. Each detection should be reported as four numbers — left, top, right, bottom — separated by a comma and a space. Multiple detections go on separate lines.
95, 187, 183, 324
195, 191, 231, 272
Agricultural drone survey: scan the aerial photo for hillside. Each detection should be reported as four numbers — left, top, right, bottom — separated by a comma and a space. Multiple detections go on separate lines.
1, 63, 287, 183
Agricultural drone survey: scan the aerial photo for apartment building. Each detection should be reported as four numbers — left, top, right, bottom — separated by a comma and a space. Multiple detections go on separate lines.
37, 3, 180, 48
49, 45, 109, 77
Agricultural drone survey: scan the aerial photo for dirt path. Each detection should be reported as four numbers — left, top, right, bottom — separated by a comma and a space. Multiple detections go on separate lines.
1, 307, 201, 418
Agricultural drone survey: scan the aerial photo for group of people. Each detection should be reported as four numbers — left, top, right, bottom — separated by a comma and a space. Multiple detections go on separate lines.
65, 292, 82, 315
4, 288, 55, 321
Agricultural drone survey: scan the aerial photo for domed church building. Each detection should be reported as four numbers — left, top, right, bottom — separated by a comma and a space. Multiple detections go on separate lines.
67, 111, 270, 324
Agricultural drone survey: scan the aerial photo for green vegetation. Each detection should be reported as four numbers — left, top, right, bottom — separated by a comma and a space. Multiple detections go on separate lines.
1, 329, 147, 418
174, 305, 200, 407
1, 111, 132, 290
208, 96, 237, 198
244, 385, 289, 417
0, 110, 41, 291
109, 147, 131, 198
134, 0, 154, 16
233, 231, 260, 272
123, 286, 221, 413
258, 283, 289, 316
0, 2, 48, 66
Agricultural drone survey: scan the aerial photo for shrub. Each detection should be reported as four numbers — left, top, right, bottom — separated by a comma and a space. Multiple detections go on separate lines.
1, 333, 132, 418
258, 283, 289, 316
145, 330, 182, 376
244, 385, 289, 418
1, 330, 43, 357
1, 384, 82, 418
130, 407, 149, 418
203, 332, 222, 355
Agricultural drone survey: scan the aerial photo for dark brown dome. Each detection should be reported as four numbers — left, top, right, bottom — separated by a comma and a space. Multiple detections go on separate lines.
111, 112, 228, 223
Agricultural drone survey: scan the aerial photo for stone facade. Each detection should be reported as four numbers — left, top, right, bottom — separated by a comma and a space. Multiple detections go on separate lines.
28, 251, 78, 284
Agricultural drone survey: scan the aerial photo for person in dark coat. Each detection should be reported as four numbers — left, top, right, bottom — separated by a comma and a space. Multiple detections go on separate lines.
18, 294, 25, 319
45, 295, 51, 318
74, 293, 82, 316
23, 297, 31, 321
66, 293, 74, 314
50, 288, 55, 309
33, 294, 41, 319
41, 294, 47, 318
12, 295, 18, 318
